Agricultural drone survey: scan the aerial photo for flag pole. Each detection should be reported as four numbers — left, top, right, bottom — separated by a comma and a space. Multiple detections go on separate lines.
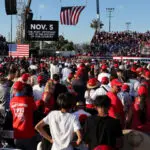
10, 15, 13, 57
96, 0, 100, 32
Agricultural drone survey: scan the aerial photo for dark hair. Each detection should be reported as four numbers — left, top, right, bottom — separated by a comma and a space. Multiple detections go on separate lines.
57, 93, 74, 110
30, 69, 36, 75
53, 74, 60, 82
94, 95, 111, 109
23, 84, 33, 97
138, 95, 147, 124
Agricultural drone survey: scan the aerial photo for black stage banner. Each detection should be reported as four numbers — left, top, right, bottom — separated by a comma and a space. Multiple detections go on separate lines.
25, 20, 59, 41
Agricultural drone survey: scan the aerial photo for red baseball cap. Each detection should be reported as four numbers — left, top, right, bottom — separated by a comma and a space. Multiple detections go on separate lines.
101, 77, 109, 84
145, 71, 150, 78
111, 79, 122, 87
114, 64, 119, 68
101, 65, 107, 70
13, 81, 24, 91
37, 75, 44, 83
22, 73, 30, 81
137, 85, 148, 96
122, 84, 130, 92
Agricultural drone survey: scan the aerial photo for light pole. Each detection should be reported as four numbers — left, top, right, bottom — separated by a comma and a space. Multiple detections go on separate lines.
106, 8, 114, 32
96, 0, 100, 32
126, 22, 131, 32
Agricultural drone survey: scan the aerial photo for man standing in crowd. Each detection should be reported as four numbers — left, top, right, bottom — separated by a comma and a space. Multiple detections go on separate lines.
62, 64, 71, 82
98, 65, 110, 82
0, 74, 8, 117
53, 74, 68, 104
33, 75, 45, 101
50, 61, 59, 79
107, 79, 125, 125
10, 81, 36, 150
91, 77, 110, 100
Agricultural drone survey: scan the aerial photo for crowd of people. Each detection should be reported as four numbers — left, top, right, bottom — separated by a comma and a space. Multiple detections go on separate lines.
91, 31, 150, 57
0, 56, 149, 150
0, 35, 8, 55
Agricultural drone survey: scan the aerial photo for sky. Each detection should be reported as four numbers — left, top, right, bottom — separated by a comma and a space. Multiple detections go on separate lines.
1, 0, 150, 44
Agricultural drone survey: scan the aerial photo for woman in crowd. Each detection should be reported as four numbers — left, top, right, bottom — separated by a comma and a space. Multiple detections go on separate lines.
84, 78, 99, 115
127, 85, 150, 132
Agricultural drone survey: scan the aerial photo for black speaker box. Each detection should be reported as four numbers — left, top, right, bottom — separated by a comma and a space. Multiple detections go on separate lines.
5, 0, 17, 15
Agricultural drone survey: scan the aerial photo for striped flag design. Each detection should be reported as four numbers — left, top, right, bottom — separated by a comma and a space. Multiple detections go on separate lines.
8, 44, 29, 57
60, 6, 85, 25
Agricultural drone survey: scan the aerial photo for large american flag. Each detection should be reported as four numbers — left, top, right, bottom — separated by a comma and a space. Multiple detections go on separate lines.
8, 44, 29, 57
60, 6, 85, 25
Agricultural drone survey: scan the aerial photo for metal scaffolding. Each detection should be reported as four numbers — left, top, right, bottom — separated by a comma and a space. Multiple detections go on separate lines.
16, 0, 26, 43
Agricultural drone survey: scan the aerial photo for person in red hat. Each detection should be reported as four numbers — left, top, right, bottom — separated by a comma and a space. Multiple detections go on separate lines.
72, 70, 87, 103
91, 77, 111, 100
107, 79, 124, 126
85, 78, 99, 115
61, 63, 71, 82
33, 75, 45, 101
10, 81, 37, 150
118, 84, 132, 119
21, 73, 30, 83
63, 73, 74, 87
98, 65, 110, 83
127, 85, 150, 132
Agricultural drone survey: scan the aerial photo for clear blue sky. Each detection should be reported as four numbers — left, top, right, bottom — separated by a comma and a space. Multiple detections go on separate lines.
0, 0, 150, 44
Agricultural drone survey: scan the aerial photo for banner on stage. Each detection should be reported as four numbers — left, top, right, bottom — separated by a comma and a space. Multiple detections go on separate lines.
25, 20, 59, 41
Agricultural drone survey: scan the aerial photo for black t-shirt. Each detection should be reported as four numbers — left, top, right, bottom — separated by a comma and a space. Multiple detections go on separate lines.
83, 116, 123, 150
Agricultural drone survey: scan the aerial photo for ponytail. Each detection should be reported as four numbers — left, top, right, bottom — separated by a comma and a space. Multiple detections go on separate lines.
138, 95, 147, 124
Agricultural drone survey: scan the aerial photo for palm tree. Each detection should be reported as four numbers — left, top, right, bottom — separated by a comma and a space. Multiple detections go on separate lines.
90, 19, 104, 32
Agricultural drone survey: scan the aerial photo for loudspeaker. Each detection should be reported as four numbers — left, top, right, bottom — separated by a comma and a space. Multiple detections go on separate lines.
5, 0, 17, 15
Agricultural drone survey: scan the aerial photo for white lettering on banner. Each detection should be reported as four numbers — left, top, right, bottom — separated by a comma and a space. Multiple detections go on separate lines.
31, 24, 47, 30
49, 25, 54, 30
30, 24, 54, 30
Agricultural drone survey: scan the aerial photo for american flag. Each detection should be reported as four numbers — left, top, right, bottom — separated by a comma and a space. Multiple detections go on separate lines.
8, 44, 29, 57
60, 6, 85, 25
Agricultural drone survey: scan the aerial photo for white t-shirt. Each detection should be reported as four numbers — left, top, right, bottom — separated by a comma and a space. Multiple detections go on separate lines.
91, 84, 111, 100
29, 64, 38, 70
33, 84, 45, 101
98, 72, 110, 82
84, 89, 96, 105
50, 64, 59, 79
62, 67, 71, 81
43, 111, 81, 150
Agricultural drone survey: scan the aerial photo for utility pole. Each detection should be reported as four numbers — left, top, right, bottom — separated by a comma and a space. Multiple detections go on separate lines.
96, 0, 100, 32
106, 8, 114, 32
40, 16, 43, 50
126, 22, 131, 32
